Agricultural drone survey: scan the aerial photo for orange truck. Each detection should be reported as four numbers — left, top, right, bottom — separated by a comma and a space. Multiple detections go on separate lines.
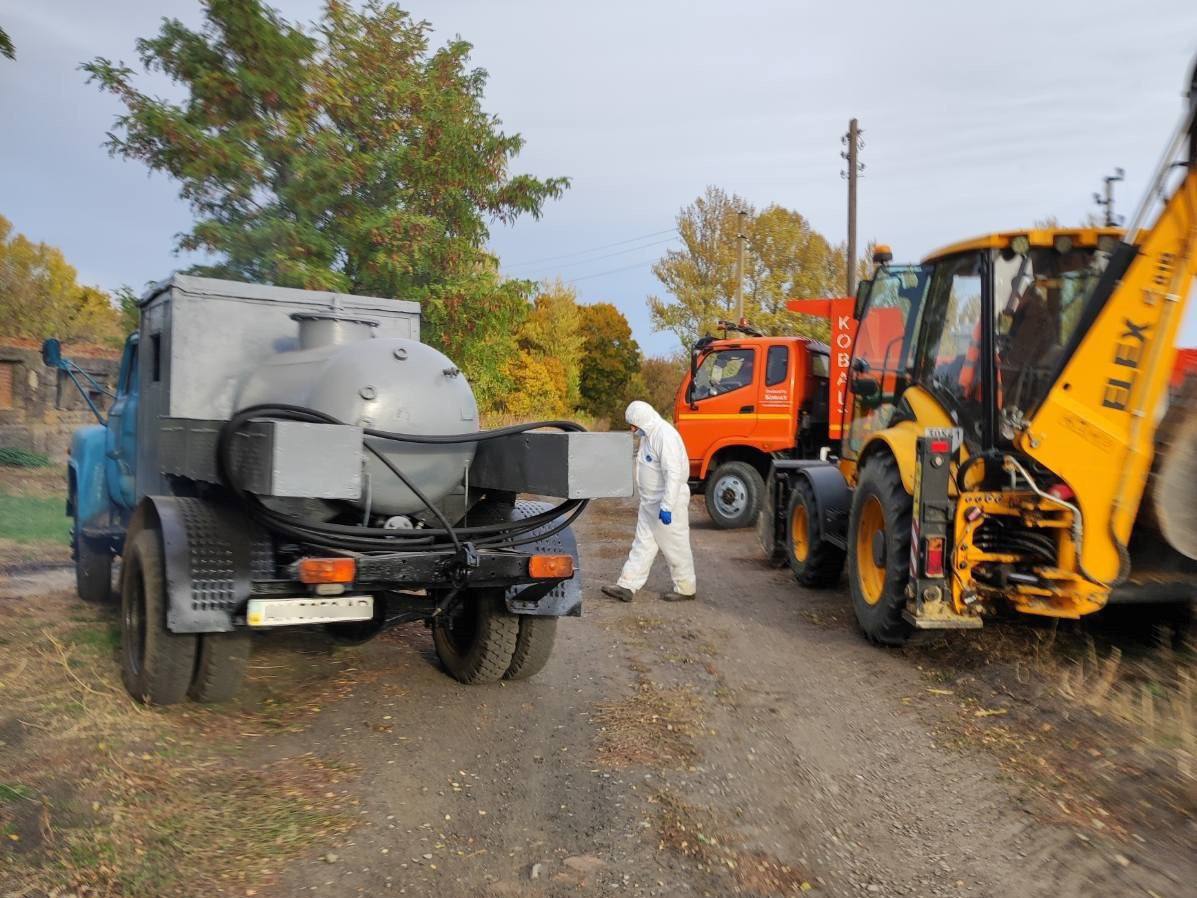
673, 323, 835, 528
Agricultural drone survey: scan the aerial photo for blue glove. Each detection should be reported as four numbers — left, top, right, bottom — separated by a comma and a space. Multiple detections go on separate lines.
658, 509, 672, 525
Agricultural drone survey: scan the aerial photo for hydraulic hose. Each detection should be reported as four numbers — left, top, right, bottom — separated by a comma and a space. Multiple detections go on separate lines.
216, 404, 589, 555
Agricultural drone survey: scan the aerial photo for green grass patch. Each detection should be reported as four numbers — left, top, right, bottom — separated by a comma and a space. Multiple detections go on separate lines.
0, 447, 51, 468
0, 493, 68, 544
0, 783, 34, 803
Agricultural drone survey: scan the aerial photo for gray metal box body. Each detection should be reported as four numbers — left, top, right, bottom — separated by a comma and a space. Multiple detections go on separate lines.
136, 275, 419, 499
470, 431, 634, 498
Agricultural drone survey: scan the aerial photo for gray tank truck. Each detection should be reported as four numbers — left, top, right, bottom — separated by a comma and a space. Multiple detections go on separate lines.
52, 275, 631, 704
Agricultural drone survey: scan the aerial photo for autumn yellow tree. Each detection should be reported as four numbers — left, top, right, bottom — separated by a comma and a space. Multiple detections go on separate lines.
0, 215, 123, 345
648, 186, 856, 347
504, 279, 584, 415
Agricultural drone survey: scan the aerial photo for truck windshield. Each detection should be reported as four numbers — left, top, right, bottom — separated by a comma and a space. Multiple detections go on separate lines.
693, 348, 755, 399
993, 245, 1108, 436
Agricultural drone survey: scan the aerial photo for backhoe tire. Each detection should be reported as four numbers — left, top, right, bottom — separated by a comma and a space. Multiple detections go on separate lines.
705, 461, 764, 530
120, 527, 198, 705
786, 478, 845, 588
74, 524, 113, 604
189, 631, 252, 703
433, 589, 520, 685
847, 454, 913, 646
505, 616, 558, 681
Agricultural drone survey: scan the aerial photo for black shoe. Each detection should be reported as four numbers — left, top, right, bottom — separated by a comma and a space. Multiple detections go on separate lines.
661, 591, 697, 602
601, 585, 635, 603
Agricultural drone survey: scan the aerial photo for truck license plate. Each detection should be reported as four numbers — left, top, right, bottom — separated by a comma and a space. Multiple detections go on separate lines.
246, 596, 374, 627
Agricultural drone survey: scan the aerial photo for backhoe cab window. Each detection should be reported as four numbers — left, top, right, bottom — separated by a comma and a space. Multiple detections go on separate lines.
994, 246, 1106, 436
693, 348, 754, 399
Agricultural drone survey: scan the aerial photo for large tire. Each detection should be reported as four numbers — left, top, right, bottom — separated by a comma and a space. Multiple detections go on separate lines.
433, 589, 519, 685
74, 523, 113, 604
786, 478, 845, 588
120, 527, 198, 705
504, 616, 558, 680
847, 454, 913, 646
189, 631, 252, 703
704, 461, 764, 530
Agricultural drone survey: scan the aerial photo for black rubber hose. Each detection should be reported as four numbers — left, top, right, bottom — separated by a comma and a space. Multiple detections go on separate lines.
216, 404, 588, 554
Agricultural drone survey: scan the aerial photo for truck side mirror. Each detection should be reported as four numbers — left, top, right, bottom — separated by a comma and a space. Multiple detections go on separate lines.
41, 338, 62, 368
850, 375, 880, 399
853, 279, 872, 320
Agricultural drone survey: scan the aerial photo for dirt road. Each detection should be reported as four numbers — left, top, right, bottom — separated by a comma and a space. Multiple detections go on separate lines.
238, 496, 1192, 898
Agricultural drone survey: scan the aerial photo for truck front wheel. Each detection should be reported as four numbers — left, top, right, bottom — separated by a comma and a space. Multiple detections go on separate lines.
433, 589, 520, 685
704, 461, 764, 529
120, 526, 198, 705
73, 523, 112, 604
786, 478, 845, 588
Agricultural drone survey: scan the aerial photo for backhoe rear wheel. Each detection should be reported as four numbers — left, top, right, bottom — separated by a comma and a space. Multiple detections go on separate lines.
847, 454, 913, 646
786, 478, 845, 588
433, 588, 520, 685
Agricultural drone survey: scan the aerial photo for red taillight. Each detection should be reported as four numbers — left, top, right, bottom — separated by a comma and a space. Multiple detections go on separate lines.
924, 537, 945, 577
1047, 483, 1075, 501
929, 439, 951, 454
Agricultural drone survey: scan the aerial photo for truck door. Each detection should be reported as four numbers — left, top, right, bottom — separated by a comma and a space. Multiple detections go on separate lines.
676, 345, 759, 473
758, 343, 797, 447
104, 335, 139, 511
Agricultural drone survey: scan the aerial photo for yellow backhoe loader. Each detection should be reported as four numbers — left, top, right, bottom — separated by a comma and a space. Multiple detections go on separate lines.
759, 55, 1197, 643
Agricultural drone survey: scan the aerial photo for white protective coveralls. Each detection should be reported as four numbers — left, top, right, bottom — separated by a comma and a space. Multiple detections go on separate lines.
616, 401, 697, 596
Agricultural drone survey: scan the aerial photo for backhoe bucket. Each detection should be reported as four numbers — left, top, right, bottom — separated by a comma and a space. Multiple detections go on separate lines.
1144, 376, 1197, 560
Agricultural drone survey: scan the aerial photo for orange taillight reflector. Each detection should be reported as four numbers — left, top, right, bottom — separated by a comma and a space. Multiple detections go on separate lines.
924, 537, 945, 578
297, 557, 356, 584
528, 554, 574, 579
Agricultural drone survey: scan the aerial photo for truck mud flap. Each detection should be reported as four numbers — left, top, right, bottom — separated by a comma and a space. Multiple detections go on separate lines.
502, 499, 582, 617
134, 495, 274, 633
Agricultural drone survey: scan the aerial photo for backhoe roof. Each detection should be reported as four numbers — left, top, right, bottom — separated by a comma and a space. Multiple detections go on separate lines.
923, 226, 1124, 262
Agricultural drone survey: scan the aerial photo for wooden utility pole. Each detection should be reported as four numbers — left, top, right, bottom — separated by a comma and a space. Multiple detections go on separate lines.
843, 118, 863, 297
734, 208, 748, 322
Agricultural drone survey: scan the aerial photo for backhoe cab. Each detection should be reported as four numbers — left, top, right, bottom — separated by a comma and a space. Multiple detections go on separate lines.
763, 55, 1197, 643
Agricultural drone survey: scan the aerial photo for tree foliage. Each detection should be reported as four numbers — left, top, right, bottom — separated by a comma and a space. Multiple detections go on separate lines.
0, 215, 123, 345
83, 0, 568, 409
648, 186, 853, 348
630, 354, 689, 421
578, 302, 640, 422
0, 26, 14, 60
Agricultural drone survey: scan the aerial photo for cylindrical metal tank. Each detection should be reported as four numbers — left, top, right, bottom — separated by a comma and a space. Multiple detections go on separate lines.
236, 312, 479, 516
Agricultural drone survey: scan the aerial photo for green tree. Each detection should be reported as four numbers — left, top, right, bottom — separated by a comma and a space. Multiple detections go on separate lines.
578, 302, 640, 422
83, 0, 567, 407
630, 354, 689, 421
648, 186, 852, 348
1, 26, 14, 60
0, 215, 122, 345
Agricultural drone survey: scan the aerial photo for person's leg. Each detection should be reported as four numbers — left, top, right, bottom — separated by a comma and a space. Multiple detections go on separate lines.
656, 486, 696, 597
615, 502, 660, 592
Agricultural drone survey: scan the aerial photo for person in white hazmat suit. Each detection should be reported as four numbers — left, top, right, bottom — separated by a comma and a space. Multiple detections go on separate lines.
601, 400, 697, 602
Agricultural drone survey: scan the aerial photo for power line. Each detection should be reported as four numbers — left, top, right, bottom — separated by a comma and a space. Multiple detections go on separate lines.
508, 235, 679, 278
502, 227, 678, 269
566, 257, 660, 285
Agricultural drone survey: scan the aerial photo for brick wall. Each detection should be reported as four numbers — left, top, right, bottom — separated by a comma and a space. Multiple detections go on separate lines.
0, 342, 121, 463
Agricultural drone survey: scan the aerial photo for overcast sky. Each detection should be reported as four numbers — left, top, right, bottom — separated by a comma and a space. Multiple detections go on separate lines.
2, 1, 1196, 355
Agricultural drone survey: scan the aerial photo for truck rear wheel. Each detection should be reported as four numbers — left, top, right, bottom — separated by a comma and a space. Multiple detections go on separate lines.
504, 616, 558, 680
786, 478, 845, 588
433, 588, 519, 685
705, 461, 764, 529
847, 454, 913, 646
189, 632, 252, 703
120, 526, 198, 705
74, 524, 113, 604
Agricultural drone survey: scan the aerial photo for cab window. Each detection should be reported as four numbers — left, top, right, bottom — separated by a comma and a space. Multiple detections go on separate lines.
693, 348, 755, 399
765, 346, 789, 386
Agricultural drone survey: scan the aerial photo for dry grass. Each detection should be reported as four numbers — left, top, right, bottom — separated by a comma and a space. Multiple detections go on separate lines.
593, 678, 703, 769
0, 591, 358, 897
654, 791, 814, 896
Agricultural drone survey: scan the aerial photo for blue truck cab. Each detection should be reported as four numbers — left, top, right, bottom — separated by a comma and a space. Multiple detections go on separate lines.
63, 332, 138, 601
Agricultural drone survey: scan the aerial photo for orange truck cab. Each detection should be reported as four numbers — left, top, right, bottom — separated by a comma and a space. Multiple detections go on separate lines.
674, 332, 833, 528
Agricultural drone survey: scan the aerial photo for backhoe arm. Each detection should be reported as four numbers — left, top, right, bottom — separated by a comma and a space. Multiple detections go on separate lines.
1021, 58, 1197, 588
